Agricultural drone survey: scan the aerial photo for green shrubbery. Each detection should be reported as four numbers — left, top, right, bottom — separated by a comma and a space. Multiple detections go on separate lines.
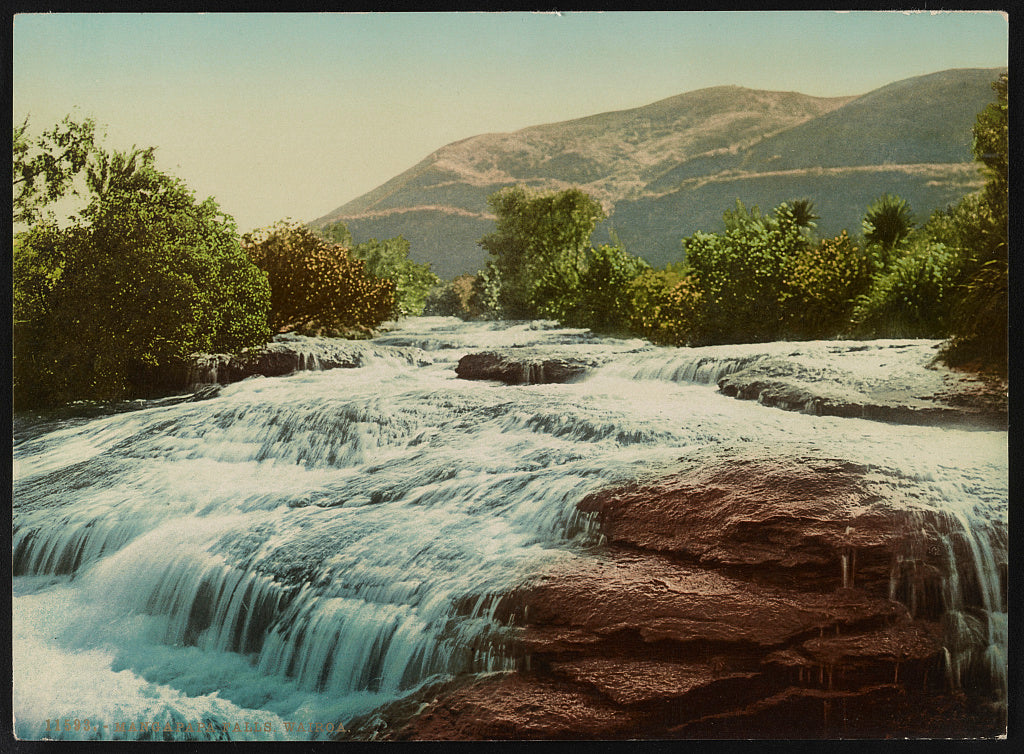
348, 236, 439, 317
941, 74, 1008, 373
466, 74, 1005, 374
850, 234, 961, 338
13, 144, 271, 407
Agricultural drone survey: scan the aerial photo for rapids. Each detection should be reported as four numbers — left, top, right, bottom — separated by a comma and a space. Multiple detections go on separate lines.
11, 317, 1007, 740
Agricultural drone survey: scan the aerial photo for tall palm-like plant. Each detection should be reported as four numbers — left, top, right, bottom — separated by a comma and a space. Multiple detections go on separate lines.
789, 198, 819, 231
862, 194, 915, 253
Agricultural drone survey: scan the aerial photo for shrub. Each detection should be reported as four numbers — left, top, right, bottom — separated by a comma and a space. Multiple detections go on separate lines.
850, 236, 961, 338
242, 221, 394, 337
682, 202, 809, 344
551, 243, 650, 332
13, 152, 271, 407
779, 231, 872, 339
628, 266, 704, 346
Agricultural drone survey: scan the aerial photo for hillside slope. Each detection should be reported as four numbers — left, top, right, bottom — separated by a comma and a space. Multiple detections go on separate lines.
313, 68, 1002, 278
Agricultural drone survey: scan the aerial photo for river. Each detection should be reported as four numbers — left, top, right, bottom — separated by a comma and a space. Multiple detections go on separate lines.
11, 317, 1007, 740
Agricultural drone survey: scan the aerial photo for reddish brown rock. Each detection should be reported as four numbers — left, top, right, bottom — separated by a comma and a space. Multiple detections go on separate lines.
396, 673, 634, 740
388, 446, 1004, 740
517, 550, 905, 649
548, 657, 757, 706
576, 445, 961, 599
802, 620, 941, 666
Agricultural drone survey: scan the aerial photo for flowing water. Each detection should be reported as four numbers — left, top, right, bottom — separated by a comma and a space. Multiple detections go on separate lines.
12, 317, 1007, 740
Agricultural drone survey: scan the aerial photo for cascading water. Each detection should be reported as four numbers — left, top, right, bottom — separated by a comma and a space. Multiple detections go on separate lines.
12, 317, 1007, 740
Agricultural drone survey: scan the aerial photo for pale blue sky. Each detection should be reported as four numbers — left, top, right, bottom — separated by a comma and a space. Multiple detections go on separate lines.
13, 11, 1008, 232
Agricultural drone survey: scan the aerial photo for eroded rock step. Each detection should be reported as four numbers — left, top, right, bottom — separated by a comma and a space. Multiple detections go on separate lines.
352, 446, 1005, 740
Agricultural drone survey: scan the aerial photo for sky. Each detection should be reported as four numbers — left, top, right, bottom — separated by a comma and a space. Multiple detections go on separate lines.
13, 11, 1008, 233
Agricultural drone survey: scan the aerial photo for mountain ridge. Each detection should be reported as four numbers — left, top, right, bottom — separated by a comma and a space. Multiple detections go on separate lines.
313, 67, 1004, 278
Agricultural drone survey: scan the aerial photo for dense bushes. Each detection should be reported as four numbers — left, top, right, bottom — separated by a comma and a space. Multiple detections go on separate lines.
347, 235, 439, 317
627, 266, 703, 346
242, 222, 394, 337
940, 73, 1008, 373
850, 235, 960, 338
677, 201, 872, 344
13, 147, 271, 407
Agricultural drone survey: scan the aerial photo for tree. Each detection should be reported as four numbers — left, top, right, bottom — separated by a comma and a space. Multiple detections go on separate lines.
242, 222, 394, 336
13, 115, 97, 224
14, 146, 271, 407
348, 236, 439, 317
320, 219, 354, 247
424, 274, 481, 319
789, 198, 819, 231
478, 186, 606, 318
940, 73, 1009, 373
683, 201, 810, 343
972, 72, 1008, 231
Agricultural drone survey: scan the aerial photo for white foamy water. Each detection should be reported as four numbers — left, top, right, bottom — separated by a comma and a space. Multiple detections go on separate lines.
12, 317, 1007, 740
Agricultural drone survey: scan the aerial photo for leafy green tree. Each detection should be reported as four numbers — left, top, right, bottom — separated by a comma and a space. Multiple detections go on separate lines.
242, 222, 394, 336
14, 147, 271, 407
84, 144, 156, 198
349, 236, 439, 317
320, 219, 354, 247
478, 186, 606, 318
972, 73, 1008, 232
559, 244, 650, 332
13, 115, 97, 224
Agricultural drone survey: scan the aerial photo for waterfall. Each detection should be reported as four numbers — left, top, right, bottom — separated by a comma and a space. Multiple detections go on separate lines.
13, 317, 1006, 740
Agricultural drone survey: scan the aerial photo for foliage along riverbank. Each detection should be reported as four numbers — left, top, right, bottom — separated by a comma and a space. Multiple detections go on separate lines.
13, 75, 1005, 411
426, 74, 1007, 378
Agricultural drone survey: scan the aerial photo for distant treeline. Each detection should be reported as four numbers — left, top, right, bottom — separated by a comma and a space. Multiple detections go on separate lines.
425, 74, 1007, 375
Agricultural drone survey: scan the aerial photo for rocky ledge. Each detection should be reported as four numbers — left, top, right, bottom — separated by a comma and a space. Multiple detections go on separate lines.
137, 335, 432, 393
717, 356, 1007, 430
456, 350, 607, 385
366, 445, 1005, 740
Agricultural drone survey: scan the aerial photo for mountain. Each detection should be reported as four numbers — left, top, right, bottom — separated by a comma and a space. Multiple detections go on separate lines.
313, 68, 1004, 279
